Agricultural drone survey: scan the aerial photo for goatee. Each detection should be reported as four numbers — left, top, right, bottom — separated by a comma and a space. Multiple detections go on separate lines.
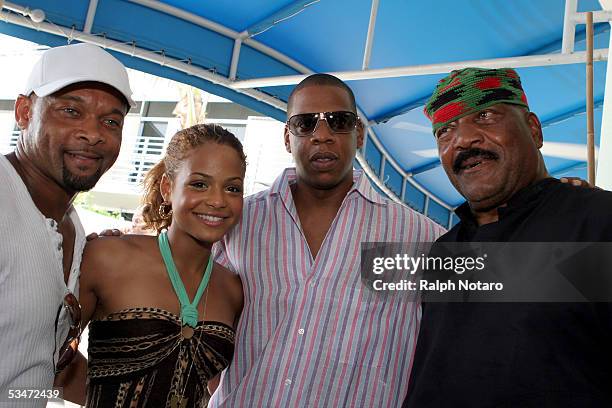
62, 166, 103, 191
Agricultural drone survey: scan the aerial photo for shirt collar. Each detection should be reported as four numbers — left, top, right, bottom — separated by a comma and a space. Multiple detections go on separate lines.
269, 168, 386, 205
269, 168, 297, 204
454, 177, 559, 225
352, 169, 387, 204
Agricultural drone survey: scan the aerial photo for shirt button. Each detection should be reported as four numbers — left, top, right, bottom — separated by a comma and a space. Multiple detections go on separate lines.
285, 379, 292, 386
298, 328, 305, 335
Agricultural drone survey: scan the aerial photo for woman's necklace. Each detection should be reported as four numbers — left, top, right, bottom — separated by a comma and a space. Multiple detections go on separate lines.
158, 230, 214, 408
170, 289, 209, 408
158, 229, 213, 338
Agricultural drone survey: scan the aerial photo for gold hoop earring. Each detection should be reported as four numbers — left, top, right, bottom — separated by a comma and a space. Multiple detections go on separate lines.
159, 202, 173, 220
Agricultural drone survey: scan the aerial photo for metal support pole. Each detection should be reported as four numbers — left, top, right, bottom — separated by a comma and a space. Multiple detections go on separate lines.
361, 121, 369, 155
586, 12, 596, 185
1, 0, 45, 22
84, 0, 99, 33
231, 49, 609, 88
229, 37, 243, 80
362, 0, 379, 70
0, 9, 287, 112
562, 0, 578, 53
597, 3, 612, 189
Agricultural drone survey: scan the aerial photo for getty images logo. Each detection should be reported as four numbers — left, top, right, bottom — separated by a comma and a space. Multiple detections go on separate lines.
372, 253, 487, 275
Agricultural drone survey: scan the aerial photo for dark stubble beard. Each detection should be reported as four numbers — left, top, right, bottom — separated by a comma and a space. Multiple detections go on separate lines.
62, 165, 104, 192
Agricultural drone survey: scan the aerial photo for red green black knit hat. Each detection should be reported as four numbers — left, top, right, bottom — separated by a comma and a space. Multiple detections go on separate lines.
424, 67, 529, 134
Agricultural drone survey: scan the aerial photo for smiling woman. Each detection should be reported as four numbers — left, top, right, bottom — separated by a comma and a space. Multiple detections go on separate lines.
141, 124, 246, 234
71, 124, 246, 407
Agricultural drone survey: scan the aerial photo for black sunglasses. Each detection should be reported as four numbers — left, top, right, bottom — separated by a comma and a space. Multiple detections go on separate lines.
54, 292, 82, 374
287, 111, 359, 137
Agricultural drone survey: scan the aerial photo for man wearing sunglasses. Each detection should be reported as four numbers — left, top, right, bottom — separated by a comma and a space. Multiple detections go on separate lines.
0, 43, 133, 405
209, 74, 443, 407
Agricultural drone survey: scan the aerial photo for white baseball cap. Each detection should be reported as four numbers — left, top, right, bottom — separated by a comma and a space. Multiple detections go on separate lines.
24, 42, 135, 108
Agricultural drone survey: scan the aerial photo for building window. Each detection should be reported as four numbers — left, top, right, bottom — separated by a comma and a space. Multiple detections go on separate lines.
9, 123, 19, 149
218, 123, 246, 143
0, 100, 18, 154
0, 100, 15, 110
136, 121, 167, 154
128, 102, 175, 185
142, 101, 176, 118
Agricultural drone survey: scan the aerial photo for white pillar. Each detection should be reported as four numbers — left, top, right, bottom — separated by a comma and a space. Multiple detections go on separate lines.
596, 26, 612, 189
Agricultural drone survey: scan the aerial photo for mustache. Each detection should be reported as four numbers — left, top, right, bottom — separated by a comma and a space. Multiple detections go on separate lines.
453, 148, 499, 174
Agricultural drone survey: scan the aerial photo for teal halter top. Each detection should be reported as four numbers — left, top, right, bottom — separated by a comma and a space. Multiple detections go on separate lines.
157, 230, 213, 328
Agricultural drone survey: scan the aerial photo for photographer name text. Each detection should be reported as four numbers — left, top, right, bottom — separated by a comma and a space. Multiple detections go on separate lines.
372, 279, 503, 292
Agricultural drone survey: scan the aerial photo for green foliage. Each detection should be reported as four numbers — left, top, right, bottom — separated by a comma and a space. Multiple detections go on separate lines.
73, 192, 122, 219
73, 192, 91, 206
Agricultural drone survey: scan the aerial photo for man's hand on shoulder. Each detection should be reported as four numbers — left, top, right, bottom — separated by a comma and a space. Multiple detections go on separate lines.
559, 177, 600, 189
86, 228, 124, 241
82, 232, 138, 274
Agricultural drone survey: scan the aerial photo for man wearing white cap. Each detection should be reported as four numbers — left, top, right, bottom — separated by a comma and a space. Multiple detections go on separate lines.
0, 42, 134, 406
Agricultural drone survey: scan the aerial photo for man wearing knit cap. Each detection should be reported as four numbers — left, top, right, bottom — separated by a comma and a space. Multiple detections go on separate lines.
0, 42, 133, 405
404, 68, 612, 407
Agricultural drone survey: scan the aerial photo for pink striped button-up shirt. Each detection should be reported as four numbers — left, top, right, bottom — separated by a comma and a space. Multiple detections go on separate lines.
209, 168, 444, 407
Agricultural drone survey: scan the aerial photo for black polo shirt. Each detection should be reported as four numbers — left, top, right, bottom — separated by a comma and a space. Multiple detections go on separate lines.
404, 178, 612, 407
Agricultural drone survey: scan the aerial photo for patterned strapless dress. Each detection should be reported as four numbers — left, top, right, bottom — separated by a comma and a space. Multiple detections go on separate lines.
86, 307, 235, 408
